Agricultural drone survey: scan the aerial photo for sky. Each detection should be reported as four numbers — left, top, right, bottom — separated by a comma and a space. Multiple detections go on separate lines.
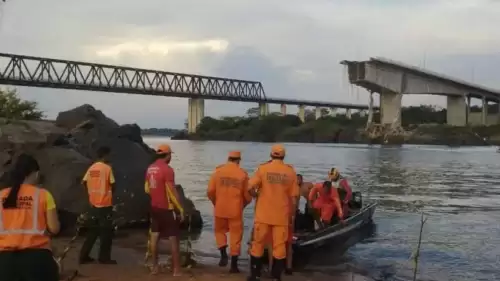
1, 0, 500, 129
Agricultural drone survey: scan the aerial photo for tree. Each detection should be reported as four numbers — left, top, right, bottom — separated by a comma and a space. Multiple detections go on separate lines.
246, 107, 260, 117
0, 88, 44, 120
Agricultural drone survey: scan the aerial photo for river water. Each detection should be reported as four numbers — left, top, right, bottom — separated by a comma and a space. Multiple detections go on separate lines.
143, 137, 500, 281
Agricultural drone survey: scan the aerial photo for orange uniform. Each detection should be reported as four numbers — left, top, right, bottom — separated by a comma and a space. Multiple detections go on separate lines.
249, 145, 299, 260
308, 182, 343, 223
0, 184, 56, 250
207, 151, 251, 257
83, 161, 115, 208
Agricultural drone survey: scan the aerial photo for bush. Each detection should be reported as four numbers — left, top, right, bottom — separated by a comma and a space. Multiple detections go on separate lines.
0, 88, 44, 120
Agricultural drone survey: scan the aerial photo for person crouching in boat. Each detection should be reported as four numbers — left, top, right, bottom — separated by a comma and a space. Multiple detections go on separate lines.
308, 181, 344, 227
0, 154, 61, 281
328, 168, 352, 216
207, 151, 251, 273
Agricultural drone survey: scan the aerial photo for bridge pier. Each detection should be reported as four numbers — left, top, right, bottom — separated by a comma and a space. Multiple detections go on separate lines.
359, 110, 366, 117
330, 108, 337, 117
315, 107, 322, 119
446, 95, 467, 126
187, 98, 205, 133
346, 109, 352, 119
280, 104, 287, 116
298, 105, 305, 123
259, 102, 269, 116
380, 92, 402, 125
481, 96, 487, 125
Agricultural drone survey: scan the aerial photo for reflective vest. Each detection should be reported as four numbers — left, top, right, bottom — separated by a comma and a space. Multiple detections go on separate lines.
85, 162, 113, 207
0, 185, 50, 250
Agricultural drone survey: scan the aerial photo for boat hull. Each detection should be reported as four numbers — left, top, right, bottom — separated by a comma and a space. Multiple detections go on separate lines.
292, 202, 377, 249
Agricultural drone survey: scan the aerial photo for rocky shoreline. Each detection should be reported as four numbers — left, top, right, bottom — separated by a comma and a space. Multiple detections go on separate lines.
0, 104, 203, 234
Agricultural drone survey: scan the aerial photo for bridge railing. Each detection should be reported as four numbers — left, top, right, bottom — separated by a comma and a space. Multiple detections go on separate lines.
0, 53, 267, 101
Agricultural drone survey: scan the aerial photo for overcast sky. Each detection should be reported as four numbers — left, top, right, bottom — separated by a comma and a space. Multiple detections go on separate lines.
1, 0, 500, 129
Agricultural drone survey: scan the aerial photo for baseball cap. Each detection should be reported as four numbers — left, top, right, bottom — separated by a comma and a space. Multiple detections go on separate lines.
156, 144, 173, 154
270, 144, 286, 157
228, 151, 241, 158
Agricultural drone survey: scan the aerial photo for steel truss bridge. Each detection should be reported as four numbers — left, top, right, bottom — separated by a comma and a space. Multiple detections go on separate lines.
0, 53, 374, 110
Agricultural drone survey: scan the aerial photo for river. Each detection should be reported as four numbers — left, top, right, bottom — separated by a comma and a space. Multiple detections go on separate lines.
143, 137, 500, 281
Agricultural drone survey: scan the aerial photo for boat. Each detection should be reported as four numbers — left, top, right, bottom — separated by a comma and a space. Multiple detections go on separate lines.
292, 192, 377, 249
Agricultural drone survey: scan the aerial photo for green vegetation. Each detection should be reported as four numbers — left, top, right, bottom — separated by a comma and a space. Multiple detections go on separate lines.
0, 88, 44, 120
174, 105, 500, 146
141, 127, 182, 137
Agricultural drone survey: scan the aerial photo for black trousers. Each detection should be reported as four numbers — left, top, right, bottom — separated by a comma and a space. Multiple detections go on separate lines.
79, 206, 114, 261
0, 248, 59, 281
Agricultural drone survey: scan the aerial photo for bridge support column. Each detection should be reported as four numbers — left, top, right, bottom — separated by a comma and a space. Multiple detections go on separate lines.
379, 92, 402, 125
346, 109, 352, 119
315, 107, 322, 120
187, 98, 205, 133
367, 91, 374, 128
298, 105, 305, 123
259, 102, 269, 116
446, 95, 467, 126
359, 110, 366, 117
280, 104, 287, 116
482, 96, 487, 125
330, 108, 337, 117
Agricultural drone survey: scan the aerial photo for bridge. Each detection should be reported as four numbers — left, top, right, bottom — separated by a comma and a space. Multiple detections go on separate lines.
0, 53, 375, 133
341, 57, 500, 127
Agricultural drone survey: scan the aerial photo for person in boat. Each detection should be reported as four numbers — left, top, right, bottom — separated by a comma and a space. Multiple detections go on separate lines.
247, 144, 299, 281
207, 151, 251, 273
308, 181, 344, 227
0, 154, 61, 281
296, 174, 316, 231
328, 168, 353, 215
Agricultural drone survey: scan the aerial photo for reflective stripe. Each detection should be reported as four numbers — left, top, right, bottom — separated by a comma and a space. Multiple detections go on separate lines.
0, 188, 45, 235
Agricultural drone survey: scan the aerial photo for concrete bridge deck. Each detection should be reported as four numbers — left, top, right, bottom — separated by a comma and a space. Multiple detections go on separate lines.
341, 57, 500, 126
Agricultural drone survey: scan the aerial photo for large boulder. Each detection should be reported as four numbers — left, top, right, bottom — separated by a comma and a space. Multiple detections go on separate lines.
0, 105, 203, 234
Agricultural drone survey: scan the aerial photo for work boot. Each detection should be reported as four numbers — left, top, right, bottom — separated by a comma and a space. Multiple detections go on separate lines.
229, 256, 240, 273
247, 255, 262, 281
284, 267, 293, 275
271, 258, 285, 281
218, 246, 228, 267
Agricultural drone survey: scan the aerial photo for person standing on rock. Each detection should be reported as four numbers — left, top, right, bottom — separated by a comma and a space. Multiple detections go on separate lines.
145, 144, 185, 276
207, 151, 251, 273
0, 154, 61, 281
247, 144, 299, 281
79, 146, 117, 265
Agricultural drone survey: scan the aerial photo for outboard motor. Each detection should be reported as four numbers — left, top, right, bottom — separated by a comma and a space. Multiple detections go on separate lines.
348, 191, 363, 209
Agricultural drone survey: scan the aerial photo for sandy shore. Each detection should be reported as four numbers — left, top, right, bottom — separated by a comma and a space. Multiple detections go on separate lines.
53, 231, 372, 281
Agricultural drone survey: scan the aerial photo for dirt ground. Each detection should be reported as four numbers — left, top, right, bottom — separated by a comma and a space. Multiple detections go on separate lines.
53, 232, 372, 281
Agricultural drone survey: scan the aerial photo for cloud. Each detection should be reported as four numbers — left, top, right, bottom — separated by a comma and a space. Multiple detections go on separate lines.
1, 0, 499, 128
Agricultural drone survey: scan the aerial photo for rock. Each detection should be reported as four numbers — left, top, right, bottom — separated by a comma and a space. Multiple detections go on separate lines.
0, 105, 203, 234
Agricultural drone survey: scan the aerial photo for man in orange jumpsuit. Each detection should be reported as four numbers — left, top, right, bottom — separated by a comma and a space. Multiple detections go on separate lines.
308, 181, 344, 227
207, 151, 251, 273
248, 144, 299, 281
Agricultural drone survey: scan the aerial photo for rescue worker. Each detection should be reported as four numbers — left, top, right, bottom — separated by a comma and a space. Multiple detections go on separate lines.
247, 144, 299, 281
0, 153, 60, 281
79, 146, 117, 264
328, 168, 352, 215
207, 150, 251, 273
308, 181, 344, 227
265, 196, 295, 276
296, 174, 316, 232
145, 144, 185, 276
